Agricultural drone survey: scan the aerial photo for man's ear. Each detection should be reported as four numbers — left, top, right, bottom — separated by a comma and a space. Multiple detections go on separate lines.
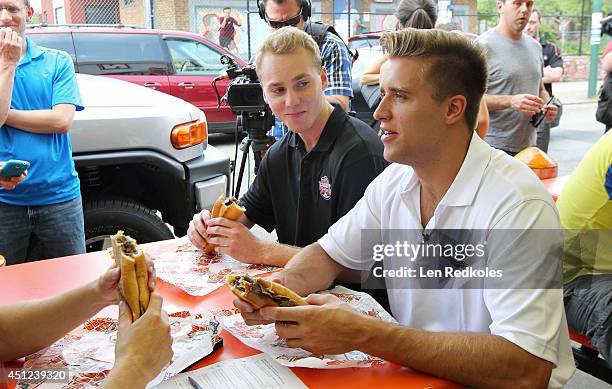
26, 6, 34, 21
496, 0, 504, 14
320, 66, 328, 90
445, 95, 467, 126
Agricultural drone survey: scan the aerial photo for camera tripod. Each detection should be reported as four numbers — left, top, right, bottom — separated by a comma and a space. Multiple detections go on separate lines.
232, 113, 275, 197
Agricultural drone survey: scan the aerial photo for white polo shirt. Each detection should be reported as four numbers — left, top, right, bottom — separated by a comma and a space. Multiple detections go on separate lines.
318, 132, 575, 388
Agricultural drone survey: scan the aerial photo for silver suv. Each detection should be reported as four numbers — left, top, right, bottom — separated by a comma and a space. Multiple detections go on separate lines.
73, 74, 230, 251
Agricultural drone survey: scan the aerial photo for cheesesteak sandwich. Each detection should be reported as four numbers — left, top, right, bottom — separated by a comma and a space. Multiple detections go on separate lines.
204, 194, 247, 255
226, 274, 308, 309
110, 231, 150, 321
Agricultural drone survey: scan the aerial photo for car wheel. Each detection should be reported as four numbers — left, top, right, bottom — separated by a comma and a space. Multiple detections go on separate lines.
84, 199, 174, 252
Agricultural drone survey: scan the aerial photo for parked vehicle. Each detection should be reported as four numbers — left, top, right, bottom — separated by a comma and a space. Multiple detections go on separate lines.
26, 25, 247, 134
72, 74, 230, 251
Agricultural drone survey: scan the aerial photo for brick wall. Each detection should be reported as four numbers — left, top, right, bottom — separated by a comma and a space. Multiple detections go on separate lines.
563, 56, 608, 81
119, 0, 145, 26
155, 0, 188, 31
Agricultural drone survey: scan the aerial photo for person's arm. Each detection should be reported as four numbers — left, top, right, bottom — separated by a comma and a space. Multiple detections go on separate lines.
5, 51, 81, 134
359, 54, 387, 86
485, 93, 543, 116
102, 294, 172, 389
0, 267, 122, 361
602, 51, 612, 73
261, 295, 552, 389
5, 104, 76, 134
542, 66, 563, 84
0, 257, 156, 362
475, 98, 489, 138
322, 37, 352, 112
0, 28, 21, 126
361, 317, 552, 388
220, 17, 227, 28
542, 43, 564, 84
233, 17, 241, 27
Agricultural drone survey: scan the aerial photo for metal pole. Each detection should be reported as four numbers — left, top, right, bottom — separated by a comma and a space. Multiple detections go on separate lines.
588, 0, 603, 97
247, 0, 252, 61
578, 0, 585, 55
150, 0, 155, 29
347, 0, 351, 38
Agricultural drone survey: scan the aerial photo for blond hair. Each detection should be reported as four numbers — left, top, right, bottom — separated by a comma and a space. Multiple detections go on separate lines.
255, 26, 322, 79
381, 28, 488, 131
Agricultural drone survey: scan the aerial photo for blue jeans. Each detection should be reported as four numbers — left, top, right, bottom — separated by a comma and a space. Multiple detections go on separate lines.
0, 196, 85, 265
564, 274, 612, 367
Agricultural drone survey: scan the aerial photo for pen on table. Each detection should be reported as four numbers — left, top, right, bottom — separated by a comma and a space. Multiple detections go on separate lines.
188, 376, 204, 389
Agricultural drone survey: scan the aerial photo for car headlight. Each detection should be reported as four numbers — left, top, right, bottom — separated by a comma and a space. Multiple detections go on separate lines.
170, 120, 207, 149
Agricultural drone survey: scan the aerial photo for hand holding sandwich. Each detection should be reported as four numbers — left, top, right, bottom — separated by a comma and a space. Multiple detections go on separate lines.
103, 293, 173, 389
187, 195, 262, 262
93, 258, 156, 309
260, 293, 372, 355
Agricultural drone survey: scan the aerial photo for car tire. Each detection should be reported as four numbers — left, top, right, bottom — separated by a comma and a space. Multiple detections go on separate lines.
84, 199, 174, 252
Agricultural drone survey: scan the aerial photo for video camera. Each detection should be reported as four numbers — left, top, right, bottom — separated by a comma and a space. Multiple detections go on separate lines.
217, 55, 276, 194
219, 55, 275, 138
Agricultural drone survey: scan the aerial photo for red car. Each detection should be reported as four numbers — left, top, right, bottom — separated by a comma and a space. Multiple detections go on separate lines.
26, 25, 247, 134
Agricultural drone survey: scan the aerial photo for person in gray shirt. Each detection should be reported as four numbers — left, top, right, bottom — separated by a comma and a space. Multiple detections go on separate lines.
477, 0, 558, 156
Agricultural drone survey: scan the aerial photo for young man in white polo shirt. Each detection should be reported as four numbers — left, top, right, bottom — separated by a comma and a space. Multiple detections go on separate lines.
234, 28, 574, 388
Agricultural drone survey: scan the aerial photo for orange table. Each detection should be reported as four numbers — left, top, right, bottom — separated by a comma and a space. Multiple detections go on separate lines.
0, 247, 461, 389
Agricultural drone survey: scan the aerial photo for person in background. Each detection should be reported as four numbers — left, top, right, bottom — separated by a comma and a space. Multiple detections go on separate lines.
0, 0, 86, 266
360, 0, 437, 86
354, 13, 367, 35
218, 7, 241, 50
558, 131, 612, 368
525, 8, 564, 152
477, 0, 557, 156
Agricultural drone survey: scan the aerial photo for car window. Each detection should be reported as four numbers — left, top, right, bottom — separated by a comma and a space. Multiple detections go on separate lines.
73, 33, 168, 76
27, 33, 76, 62
165, 38, 225, 76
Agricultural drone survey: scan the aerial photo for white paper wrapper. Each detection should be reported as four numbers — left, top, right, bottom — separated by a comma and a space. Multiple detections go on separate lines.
221, 286, 397, 369
19, 305, 221, 389
145, 238, 278, 296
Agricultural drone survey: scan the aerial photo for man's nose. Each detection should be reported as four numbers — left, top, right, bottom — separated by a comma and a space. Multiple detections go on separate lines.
285, 89, 300, 107
373, 96, 389, 121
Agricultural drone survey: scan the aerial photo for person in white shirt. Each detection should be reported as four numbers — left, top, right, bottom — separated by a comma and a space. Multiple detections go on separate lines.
234, 28, 575, 388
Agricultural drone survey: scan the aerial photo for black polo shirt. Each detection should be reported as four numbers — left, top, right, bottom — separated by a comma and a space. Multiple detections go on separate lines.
540, 38, 563, 96
240, 106, 388, 247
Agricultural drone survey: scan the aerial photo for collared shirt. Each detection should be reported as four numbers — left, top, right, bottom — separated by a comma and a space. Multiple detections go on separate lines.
269, 25, 354, 140
0, 38, 83, 206
241, 106, 386, 246
540, 38, 563, 96
558, 131, 612, 283
319, 132, 575, 388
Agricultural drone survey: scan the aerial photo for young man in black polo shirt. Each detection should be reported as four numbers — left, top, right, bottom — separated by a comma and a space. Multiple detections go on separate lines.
187, 26, 386, 266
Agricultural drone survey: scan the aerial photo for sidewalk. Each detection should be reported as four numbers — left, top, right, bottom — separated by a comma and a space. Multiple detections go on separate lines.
554, 80, 602, 105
